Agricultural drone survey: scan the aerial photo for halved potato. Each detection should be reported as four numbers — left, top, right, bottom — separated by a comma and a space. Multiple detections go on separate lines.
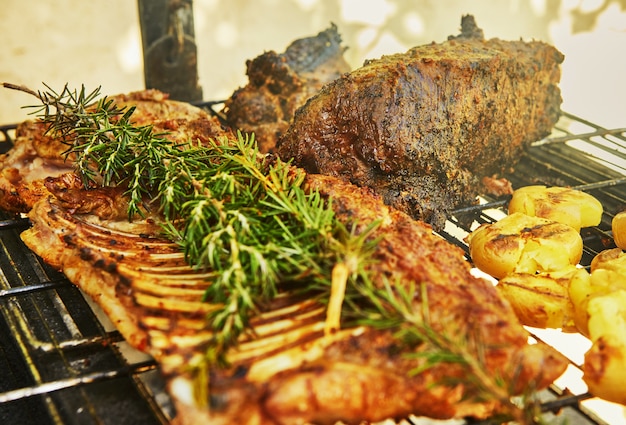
587, 288, 626, 342
568, 267, 604, 337
584, 333, 626, 406
466, 212, 583, 279
568, 248, 626, 404
590, 247, 626, 273
583, 289, 626, 405
571, 248, 626, 336
497, 267, 584, 331
508, 185, 603, 231
570, 266, 626, 337
612, 211, 626, 250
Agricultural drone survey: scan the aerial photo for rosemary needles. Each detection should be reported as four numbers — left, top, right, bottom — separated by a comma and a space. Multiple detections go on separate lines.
8, 83, 373, 355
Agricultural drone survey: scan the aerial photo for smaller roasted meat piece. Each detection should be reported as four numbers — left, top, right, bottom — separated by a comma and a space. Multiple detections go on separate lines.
276, 16, 564, 230
223, 24, 350, 153
0, 89, 232, 214
0, 119, 74, 214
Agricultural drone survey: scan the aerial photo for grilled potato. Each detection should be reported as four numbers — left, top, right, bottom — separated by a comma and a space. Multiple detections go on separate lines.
497, 267, 584, 331
508, 185, 603, 231
590, 246, 626, 273
570, 248, 626, 336
568, 247, 626, 404
582, 289, 626, 405
466, 212, 583, 279
612, 211, 626, 250
584, 332, 626, 406
568, 270, 602, 338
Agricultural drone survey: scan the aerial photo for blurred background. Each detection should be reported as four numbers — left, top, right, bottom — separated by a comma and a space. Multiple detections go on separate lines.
1, 0, 625, 128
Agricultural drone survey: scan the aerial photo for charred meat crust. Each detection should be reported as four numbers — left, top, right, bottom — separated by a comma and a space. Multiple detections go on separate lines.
223, 24, 351, 153
22, 172, 568, 424
276, 16, 564, 229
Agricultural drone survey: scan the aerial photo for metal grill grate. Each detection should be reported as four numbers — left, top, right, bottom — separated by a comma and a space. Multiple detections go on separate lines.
444, 112, 626, 260
0, 111, 625, 424
0, 126, 173, 424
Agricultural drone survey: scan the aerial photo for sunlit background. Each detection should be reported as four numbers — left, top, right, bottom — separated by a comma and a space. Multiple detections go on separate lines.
1, 0, 626, 423
1, 0, 625, 128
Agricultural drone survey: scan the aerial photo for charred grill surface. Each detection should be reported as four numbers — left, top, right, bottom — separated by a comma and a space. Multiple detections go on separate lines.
223, 24, 351, 153
276, 16, 564, 230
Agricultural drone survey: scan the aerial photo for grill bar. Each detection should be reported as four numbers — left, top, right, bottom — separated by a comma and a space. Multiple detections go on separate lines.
0, 208, 173, 424
0, 112, 624, 424
0, 360, 158, 404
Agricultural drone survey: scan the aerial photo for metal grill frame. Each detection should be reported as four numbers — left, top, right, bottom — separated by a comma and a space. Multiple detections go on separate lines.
0, 125, 173, 425
0, 111, 624, 424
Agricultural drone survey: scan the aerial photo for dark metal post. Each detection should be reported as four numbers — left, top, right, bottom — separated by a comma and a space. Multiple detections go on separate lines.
137, 0, 203, 102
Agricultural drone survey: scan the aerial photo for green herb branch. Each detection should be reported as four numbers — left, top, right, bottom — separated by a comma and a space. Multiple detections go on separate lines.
345, 278, 549, 424
4, 83, 372, 356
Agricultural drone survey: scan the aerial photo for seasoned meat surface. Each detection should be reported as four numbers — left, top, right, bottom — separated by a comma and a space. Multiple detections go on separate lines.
0, 119, 74, 214
223, 24, 350, 153
21, 171, 568, 425
0, 89, 232, 214
276, 16, 564, 229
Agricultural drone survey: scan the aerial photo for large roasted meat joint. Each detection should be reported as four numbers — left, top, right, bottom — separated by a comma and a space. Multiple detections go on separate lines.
0, 15, 571, 425
277, 15, 564, 229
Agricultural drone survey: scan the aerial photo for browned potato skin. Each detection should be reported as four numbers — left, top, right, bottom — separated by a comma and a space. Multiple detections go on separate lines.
611, 211, 626, 250
497, 267, 583, 331
584, 333, 626, 405
466, 212, 583, 279
508, 185, 603, 231
591, 246, 626, 273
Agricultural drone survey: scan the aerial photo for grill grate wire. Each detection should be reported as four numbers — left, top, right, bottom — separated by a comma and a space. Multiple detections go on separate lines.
0, 111, 624, 424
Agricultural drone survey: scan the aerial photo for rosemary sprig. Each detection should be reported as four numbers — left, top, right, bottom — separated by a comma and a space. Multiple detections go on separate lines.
3, 82, 171, 218
5, 83, 357, 355
161, 134, 347, 353
344, 278, 549, 424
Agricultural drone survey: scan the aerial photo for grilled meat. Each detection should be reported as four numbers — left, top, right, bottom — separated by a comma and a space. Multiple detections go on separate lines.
21, 171, 568, 424
0, 119, 74, 214
4, 21, 567, 421
276, 15, 564, 230
223, 24, 350, 153
0, 89, 232, 214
